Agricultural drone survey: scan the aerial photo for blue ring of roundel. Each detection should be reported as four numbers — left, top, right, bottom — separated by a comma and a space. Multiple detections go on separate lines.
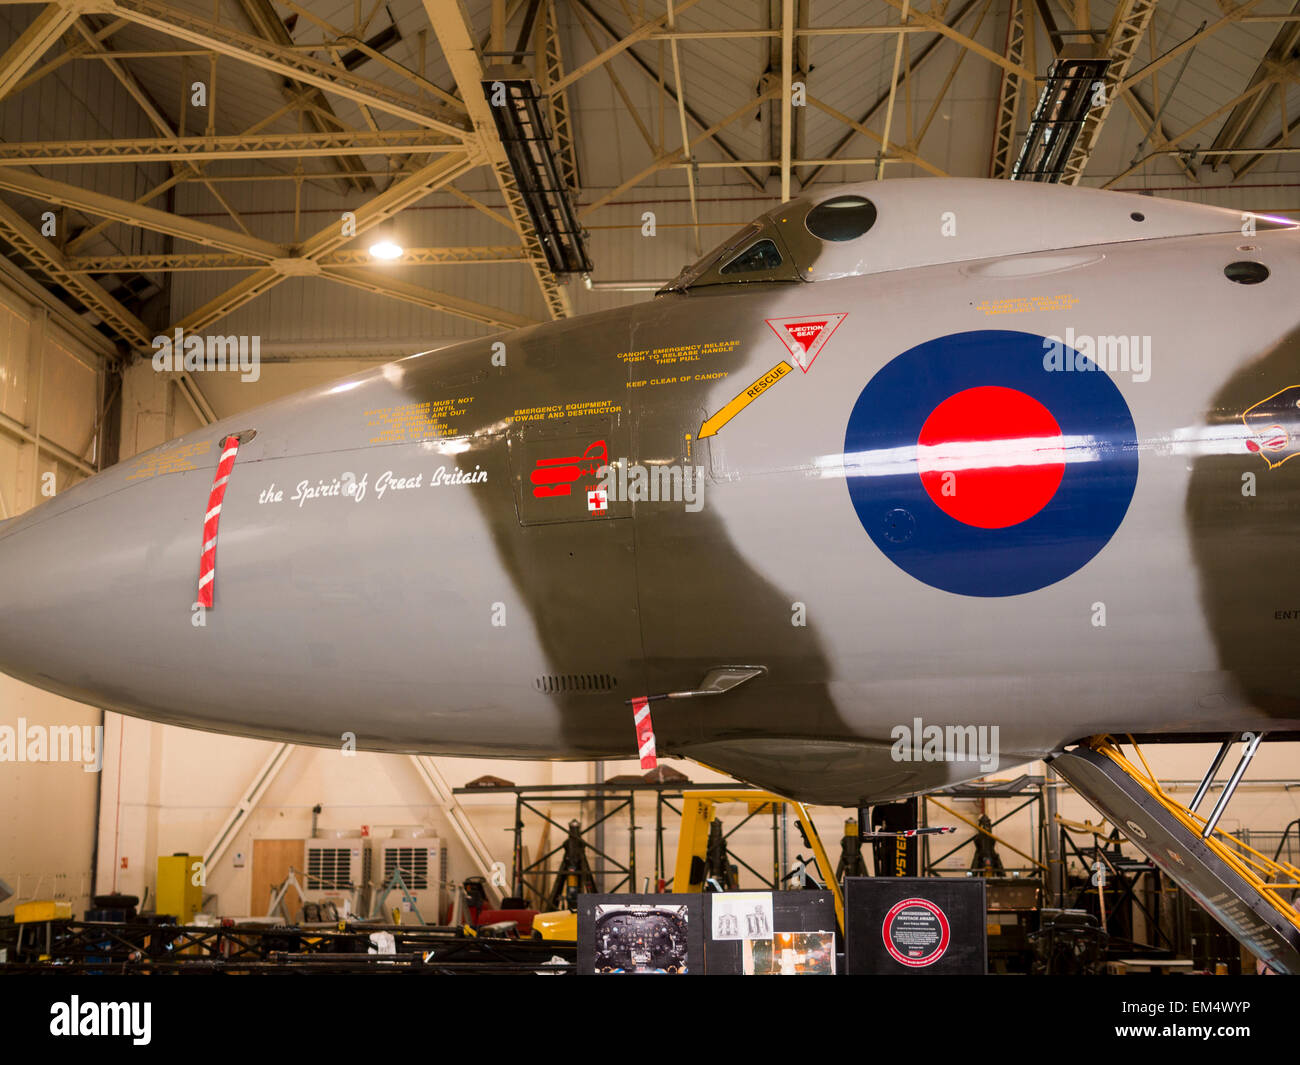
843, 329, 1139, 597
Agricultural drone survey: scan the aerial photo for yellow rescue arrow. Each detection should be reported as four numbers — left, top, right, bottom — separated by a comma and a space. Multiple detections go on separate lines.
698, 361, 793, 438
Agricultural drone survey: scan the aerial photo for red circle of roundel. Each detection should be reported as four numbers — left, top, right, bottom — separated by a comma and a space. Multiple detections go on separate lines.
916, 385, 1066, 529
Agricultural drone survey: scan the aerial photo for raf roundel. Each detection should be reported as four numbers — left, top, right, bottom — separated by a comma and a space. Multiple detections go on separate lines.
843, 330, 1139, 597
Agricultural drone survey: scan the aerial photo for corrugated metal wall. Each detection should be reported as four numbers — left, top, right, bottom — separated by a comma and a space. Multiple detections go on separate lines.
0, 284, 104, 516
0, 268, 106, 922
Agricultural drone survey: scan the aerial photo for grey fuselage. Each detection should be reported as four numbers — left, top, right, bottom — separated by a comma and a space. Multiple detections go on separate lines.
1, 179, 1297, 806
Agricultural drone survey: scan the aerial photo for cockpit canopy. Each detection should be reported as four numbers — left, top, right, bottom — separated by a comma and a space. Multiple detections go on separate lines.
661, 193, 878, 291
659, 178, 1292, 295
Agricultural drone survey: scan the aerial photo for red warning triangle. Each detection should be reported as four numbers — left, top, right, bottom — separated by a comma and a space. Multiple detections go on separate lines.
764, 313, 848, 372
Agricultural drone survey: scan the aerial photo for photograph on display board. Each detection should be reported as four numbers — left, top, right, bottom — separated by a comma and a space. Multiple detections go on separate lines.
594, 904, 690, 973
705, 890, 838, 974
742, 932, 837, 975
577, 895, 706, 975
711, 891, 774, 941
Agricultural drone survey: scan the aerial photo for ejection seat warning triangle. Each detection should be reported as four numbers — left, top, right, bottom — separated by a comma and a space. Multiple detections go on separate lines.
765, 313, 848, 373
698, 313, 849, 439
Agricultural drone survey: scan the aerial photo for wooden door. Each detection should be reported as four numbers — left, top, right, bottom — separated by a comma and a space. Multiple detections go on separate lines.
251, 839, 305, 918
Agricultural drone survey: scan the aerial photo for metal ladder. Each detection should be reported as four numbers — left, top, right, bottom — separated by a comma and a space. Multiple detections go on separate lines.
1050, 734, 1300, 973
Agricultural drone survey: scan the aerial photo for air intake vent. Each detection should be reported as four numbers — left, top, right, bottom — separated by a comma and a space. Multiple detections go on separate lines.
384, 847, 430, 890
534, 673, 617, 694
305, 846, 354, 890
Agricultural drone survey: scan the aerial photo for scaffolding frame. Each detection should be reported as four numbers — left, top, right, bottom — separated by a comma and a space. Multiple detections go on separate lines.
921, 775, 1050, 880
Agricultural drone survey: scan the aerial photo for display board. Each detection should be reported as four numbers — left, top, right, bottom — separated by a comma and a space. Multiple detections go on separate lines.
577, 893, 706, 974
845, 877, 987, 974
706, 890, 838, 974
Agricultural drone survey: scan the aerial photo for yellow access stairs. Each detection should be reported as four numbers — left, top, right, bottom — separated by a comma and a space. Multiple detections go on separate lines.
1050, 735, 1300, 974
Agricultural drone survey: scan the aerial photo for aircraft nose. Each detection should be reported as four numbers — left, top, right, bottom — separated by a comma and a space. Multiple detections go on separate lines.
0, 507, 93, 693
0, 467, 213, 706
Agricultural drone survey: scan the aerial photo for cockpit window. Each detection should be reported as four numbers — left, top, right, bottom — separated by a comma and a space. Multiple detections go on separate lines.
658, 219, 799, 292
720, 239, 783, 274
805, 195, 877, 242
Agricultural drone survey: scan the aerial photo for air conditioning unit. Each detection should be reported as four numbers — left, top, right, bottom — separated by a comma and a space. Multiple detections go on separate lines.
370, 828, 446, 923
304, 830, 370, 917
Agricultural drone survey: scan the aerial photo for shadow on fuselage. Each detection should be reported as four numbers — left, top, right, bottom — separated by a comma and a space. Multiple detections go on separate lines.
398, 298, 860, 792
1186, 324, 1300, 719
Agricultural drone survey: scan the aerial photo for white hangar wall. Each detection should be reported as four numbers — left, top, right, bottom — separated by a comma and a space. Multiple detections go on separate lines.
0, 260, 112, 919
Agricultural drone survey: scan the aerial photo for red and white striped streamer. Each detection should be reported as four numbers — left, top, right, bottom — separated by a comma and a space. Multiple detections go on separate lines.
632, 696, 657, 770
197, 435, 241, 608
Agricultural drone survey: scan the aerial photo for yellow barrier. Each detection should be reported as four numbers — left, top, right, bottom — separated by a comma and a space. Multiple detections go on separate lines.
15, 900, 72, 923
